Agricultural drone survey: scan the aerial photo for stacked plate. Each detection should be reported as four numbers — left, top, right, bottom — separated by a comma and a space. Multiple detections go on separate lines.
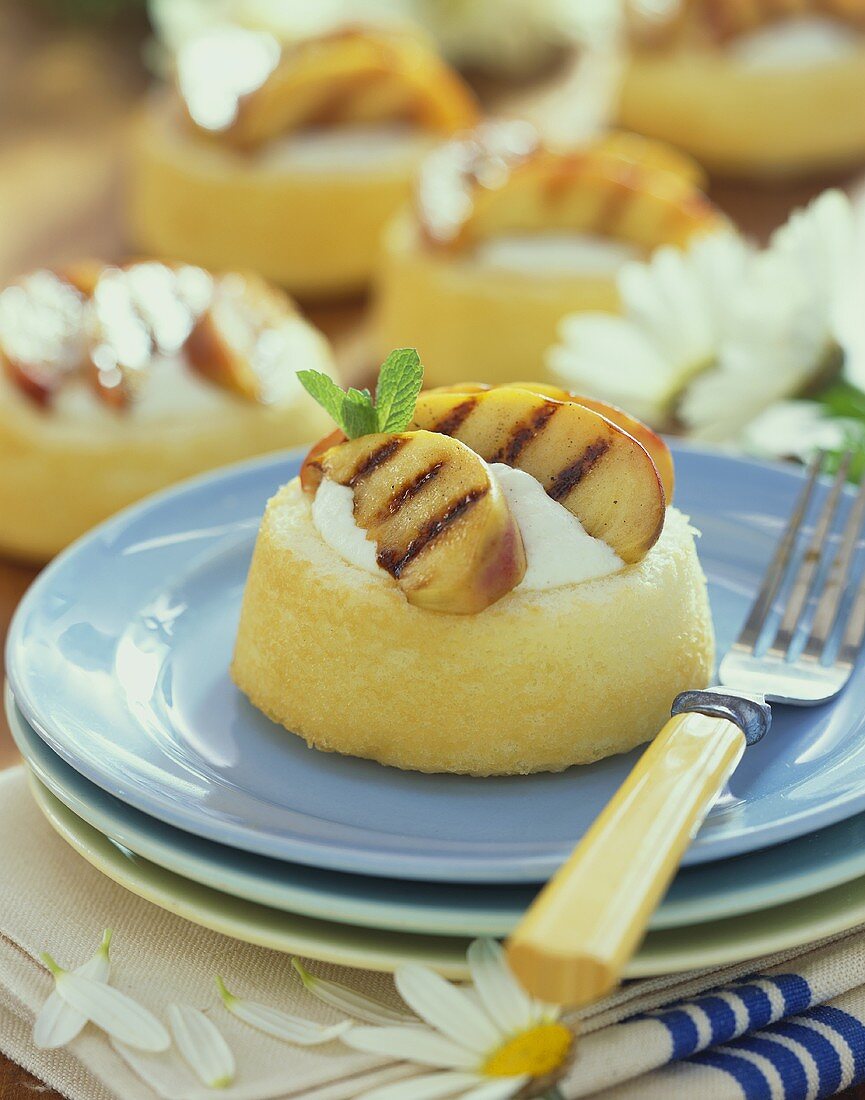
8, 445, 865, 980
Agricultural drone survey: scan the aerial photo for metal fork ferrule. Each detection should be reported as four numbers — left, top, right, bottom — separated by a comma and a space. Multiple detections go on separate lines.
672, 690, 772, 747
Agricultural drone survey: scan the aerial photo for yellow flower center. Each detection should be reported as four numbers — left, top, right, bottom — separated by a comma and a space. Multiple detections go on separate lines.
482, 1022, 573, 1078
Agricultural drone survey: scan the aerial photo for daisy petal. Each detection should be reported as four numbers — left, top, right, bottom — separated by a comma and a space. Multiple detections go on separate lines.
168, 1004, 235, 1089
465, 940, 539, 1035
34, 930, 112, 1050
460, 1078, 528, 1100
42, 953, 169, 1052
292, 959, 412, 1026
362, 1071, 484, 1100
216, 977, 349, 1046
345, 1026, 478, 1070
395, 965, 502, 1051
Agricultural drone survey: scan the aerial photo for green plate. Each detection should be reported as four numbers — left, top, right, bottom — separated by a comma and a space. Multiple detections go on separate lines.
29, 771, 865, 979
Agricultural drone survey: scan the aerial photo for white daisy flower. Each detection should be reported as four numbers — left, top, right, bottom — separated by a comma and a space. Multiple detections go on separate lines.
548, 189, 858, 441
343, 940, 575, 1100
548, 230, 752, 425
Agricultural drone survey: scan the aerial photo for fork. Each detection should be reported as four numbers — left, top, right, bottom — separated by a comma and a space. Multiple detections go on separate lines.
507, 450, 865, 1007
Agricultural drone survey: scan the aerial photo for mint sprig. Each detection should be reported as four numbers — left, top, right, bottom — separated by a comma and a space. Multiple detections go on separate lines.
298, 349, 424, 439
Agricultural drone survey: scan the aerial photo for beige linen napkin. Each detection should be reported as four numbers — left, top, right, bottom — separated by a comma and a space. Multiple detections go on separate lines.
3, 763, 865, 1100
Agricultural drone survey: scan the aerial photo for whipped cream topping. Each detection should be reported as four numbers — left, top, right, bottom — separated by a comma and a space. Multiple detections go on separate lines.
263, 124, 431, 172
311, 460, 625, 592
416, 120, 540, 246
729, 15, 861, 68
474, 233, 641, 277
177, 26, 281, 132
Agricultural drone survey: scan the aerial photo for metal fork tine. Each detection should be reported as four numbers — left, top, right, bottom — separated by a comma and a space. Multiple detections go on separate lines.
735, 452, 822, 654
769, 452, 853, 659
804, 467, 865, 661
838, 538, 865, 670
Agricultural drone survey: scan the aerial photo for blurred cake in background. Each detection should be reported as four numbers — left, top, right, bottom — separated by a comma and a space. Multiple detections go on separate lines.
619, 0, 865, 178
0, 261, 336, 561
373, 121, 725, 387
148, 0, 599, 80
128, 25, 479, 297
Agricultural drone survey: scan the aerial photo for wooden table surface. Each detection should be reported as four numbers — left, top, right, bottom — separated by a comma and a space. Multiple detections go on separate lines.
2, 3, 865, 1095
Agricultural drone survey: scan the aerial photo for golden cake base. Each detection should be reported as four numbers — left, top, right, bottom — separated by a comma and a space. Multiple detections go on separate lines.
232, 479, 715, 776
373, 214, 619, 387
128, 98, 430, 298
0, 383, 334, 563
618, 47, 865, 178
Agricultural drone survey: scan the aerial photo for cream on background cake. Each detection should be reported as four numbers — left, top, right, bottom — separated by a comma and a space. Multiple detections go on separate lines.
129, 25, 480, 297
619, 0, 865, 178
232, 358, 714, 776
0, 261, 336, 561
373, 122, 726, 387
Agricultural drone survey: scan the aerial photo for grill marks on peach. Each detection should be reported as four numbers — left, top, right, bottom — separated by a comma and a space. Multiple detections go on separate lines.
549, 439, 613, 502
493, 403, 559, 464
429, 397, 479, 436
378, 487, 487, 578
337, 431, 495, 576
347, 436, 406, 486
378, 461, 444, 521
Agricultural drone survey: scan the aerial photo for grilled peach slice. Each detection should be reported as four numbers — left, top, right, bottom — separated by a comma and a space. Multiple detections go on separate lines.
425, 381, 674, 501
435, 143, 725, 254
307, 429, 526, 614
185, 272, 301, 403
0, 270, 89, 407
411, 388, 665, 563
202, 29, 479, 152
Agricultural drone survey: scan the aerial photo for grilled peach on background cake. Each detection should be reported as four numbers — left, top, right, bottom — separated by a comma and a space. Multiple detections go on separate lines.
232, 358, 714, 775
0, 261, 336, 561
373, 122, 726, 386
129, 26, 479, 297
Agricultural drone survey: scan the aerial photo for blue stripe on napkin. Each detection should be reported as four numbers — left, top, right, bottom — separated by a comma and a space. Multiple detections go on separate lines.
689, 1049, 771, 1097
768, 1019, 843, 1094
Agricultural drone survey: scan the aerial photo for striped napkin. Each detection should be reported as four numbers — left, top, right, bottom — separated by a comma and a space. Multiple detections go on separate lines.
2, 763, 865, 1100
568, 940, 865, 1098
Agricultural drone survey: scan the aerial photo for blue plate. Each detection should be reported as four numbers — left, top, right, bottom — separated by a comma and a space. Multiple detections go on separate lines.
8, 444, 865, 883
15, 687, 865, 934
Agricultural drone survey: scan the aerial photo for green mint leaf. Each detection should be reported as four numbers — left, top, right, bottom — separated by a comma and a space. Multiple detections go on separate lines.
296, 351, 424, 440
375, 348, 424, 433
342, 389, 380, 439
296, 370, 348, 428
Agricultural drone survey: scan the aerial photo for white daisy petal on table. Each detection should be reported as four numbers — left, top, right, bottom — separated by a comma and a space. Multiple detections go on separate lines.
460, 1080, 531, 1100
395, 965, 503, 1051
346, 1026, 480, 1070
291, 958, 413, 1025
168, 1003, 235, 1089
34, 929, 112, 1050
466, 939, 543, 1036
362, 1071, 500, 1100
216, 976, 350, 1045
41, 953, 169, 1052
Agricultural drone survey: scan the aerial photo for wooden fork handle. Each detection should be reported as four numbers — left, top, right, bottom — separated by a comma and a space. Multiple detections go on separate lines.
507, 711, 746, 1007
